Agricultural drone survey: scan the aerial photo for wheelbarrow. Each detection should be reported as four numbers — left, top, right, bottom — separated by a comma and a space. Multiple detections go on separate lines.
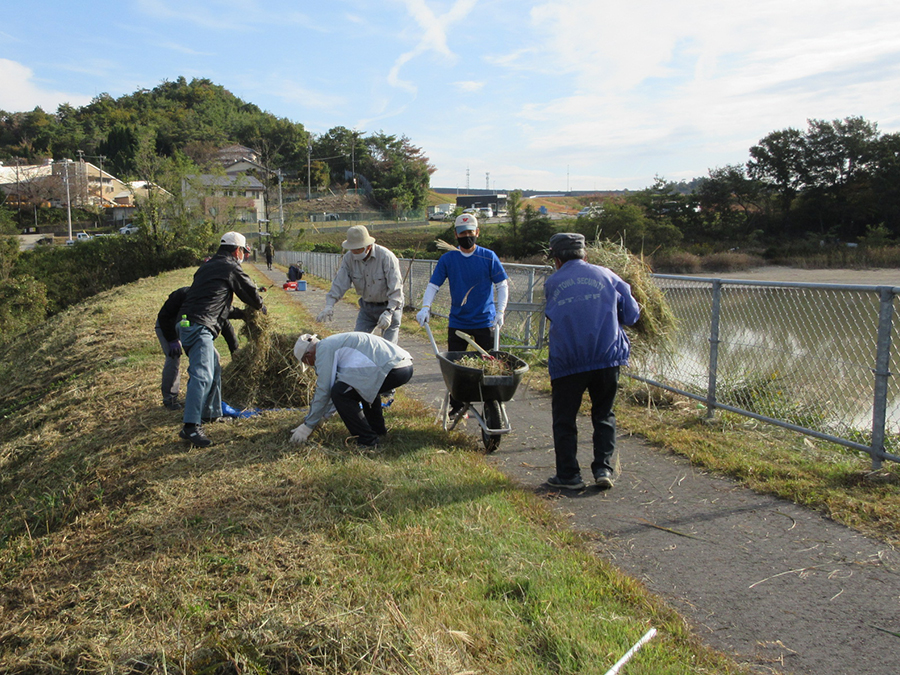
424, 322, 529, 452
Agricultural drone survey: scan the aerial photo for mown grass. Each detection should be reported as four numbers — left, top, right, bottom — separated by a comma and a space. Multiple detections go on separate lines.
0, 268, 746, 673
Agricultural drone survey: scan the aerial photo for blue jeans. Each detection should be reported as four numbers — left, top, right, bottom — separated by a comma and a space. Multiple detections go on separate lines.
551, 366, 619, 479
178, 323, 222, 425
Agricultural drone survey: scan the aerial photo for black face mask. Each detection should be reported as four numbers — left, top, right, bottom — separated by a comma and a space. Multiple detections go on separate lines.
457, 235, 477, 249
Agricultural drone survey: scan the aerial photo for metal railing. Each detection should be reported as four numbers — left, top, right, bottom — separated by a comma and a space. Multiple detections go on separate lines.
276, 250, 900, 468
633, 276, 900, 469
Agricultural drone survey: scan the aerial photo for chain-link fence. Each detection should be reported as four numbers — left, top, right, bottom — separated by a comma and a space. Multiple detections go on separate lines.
276, 250, 900, 468
278, 250, 553, 350
632, 276, 900, 469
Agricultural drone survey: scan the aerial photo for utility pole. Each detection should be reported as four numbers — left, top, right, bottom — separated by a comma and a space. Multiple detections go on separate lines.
307, 141, 312, 201
486, 172, 490, 191
63, 159, 73, 241
76, 150, 87, 206
277, 168, 284, 231
350, 131, 356, 193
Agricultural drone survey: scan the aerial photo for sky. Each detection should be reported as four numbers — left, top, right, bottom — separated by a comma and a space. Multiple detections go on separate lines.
3, 0, 900, 192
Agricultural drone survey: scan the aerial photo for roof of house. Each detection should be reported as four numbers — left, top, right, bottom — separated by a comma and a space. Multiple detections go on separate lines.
190, 174, 265, 189
0, 163, 53, 186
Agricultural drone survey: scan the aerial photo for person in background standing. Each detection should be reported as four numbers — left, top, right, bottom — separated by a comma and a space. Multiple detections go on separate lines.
264, 241, 274, 270
315, 226, 404, 343
543, 232, 640, 490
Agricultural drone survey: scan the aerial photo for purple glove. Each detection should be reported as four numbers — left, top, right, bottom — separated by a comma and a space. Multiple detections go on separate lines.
167, 340, 182, 358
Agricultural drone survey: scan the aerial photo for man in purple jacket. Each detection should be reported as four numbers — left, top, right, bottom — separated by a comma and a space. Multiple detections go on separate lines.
544, 233, 641, 490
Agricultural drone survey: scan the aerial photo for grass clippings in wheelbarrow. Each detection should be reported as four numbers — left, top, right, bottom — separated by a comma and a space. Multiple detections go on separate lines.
456, 354, 514, 376
221, 306, 316, 409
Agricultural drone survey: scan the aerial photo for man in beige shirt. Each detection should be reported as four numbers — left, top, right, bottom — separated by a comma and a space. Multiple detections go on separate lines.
316, 226, 404, 343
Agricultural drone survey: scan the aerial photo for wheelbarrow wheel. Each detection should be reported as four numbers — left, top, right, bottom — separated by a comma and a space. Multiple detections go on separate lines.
481, 401, 502, 453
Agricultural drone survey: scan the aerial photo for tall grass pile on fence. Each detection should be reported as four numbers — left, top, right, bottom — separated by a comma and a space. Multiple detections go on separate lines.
221, 306, 315, 409
584, 240, 676, 360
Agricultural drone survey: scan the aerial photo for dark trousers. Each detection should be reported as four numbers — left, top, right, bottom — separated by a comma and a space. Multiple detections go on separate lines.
448, 326, 494, 411
331, 365, 413, 445
551, 366, 619, 479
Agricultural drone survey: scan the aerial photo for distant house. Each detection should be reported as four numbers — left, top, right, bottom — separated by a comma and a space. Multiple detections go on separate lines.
183, 173, 266, 224
0, 158, 135, 210
216, 144, 259, 165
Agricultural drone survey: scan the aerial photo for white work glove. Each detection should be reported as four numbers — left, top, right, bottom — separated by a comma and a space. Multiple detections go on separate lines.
316, 306, 334, 323
416, 306, 431, 326
290, 423, 315, 444
376, 310, 392, 331
493, 312, 505, 329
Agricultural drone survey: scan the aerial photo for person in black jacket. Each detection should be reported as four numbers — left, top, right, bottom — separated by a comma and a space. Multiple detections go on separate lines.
155, 286, 243, 411
177, 231, 266, 447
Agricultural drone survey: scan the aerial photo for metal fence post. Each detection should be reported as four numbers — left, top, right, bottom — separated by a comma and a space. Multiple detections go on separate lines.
706, 280, 722, 420
870, 287, 894, 470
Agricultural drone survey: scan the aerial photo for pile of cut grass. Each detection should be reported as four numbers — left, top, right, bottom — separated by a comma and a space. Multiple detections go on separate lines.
584, 239, 677, 360
221, 306, 315, 409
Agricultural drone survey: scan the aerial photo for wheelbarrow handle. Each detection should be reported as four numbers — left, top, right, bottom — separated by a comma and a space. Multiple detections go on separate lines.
493, 326, 500, 352
455, 330, 496, 360
424, 321, 441, 356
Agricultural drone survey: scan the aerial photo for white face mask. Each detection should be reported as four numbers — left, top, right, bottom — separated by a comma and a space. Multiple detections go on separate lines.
351, 247, 370, 261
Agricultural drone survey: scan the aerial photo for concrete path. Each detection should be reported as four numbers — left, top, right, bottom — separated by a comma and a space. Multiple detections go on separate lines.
254, 264, 900, 675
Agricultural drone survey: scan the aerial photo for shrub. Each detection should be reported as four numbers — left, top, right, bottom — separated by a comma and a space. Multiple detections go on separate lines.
650, 251, 701, 274
700, 251, 765, 272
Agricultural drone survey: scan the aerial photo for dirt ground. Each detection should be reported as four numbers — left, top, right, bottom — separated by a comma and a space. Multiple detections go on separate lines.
684, 265, 899, 285
256, 262, 900, 675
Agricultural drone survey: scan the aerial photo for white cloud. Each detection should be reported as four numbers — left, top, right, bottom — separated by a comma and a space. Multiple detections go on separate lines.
453, 80, 484, 93
0, 59, 93, 112
387, 0, 479, 93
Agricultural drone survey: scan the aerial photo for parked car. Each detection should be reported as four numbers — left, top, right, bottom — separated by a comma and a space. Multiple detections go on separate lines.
119, 224, 140, 235
577, 206, 603, 218
429, 211, 449, 221
477, 207, 494, 218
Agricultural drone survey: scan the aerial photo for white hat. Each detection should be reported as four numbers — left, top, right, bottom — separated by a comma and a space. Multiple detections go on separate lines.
455, 213, 478, 234
221, 231, 250, 253
293, 333, 320, 372
341, 225, 376, 250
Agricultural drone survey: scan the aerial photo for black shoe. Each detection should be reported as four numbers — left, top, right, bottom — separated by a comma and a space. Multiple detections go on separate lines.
594, 469, 615, 489
179, 425, 211, 448
547, 474, 585, 490
164, 400, 183, 411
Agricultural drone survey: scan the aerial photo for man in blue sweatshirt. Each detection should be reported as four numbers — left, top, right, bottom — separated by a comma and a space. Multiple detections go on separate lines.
544, 233, 641, 490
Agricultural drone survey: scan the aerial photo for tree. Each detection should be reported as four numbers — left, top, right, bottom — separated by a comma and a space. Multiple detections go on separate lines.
695, 165, 769, 243
747, 127, 806, 223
